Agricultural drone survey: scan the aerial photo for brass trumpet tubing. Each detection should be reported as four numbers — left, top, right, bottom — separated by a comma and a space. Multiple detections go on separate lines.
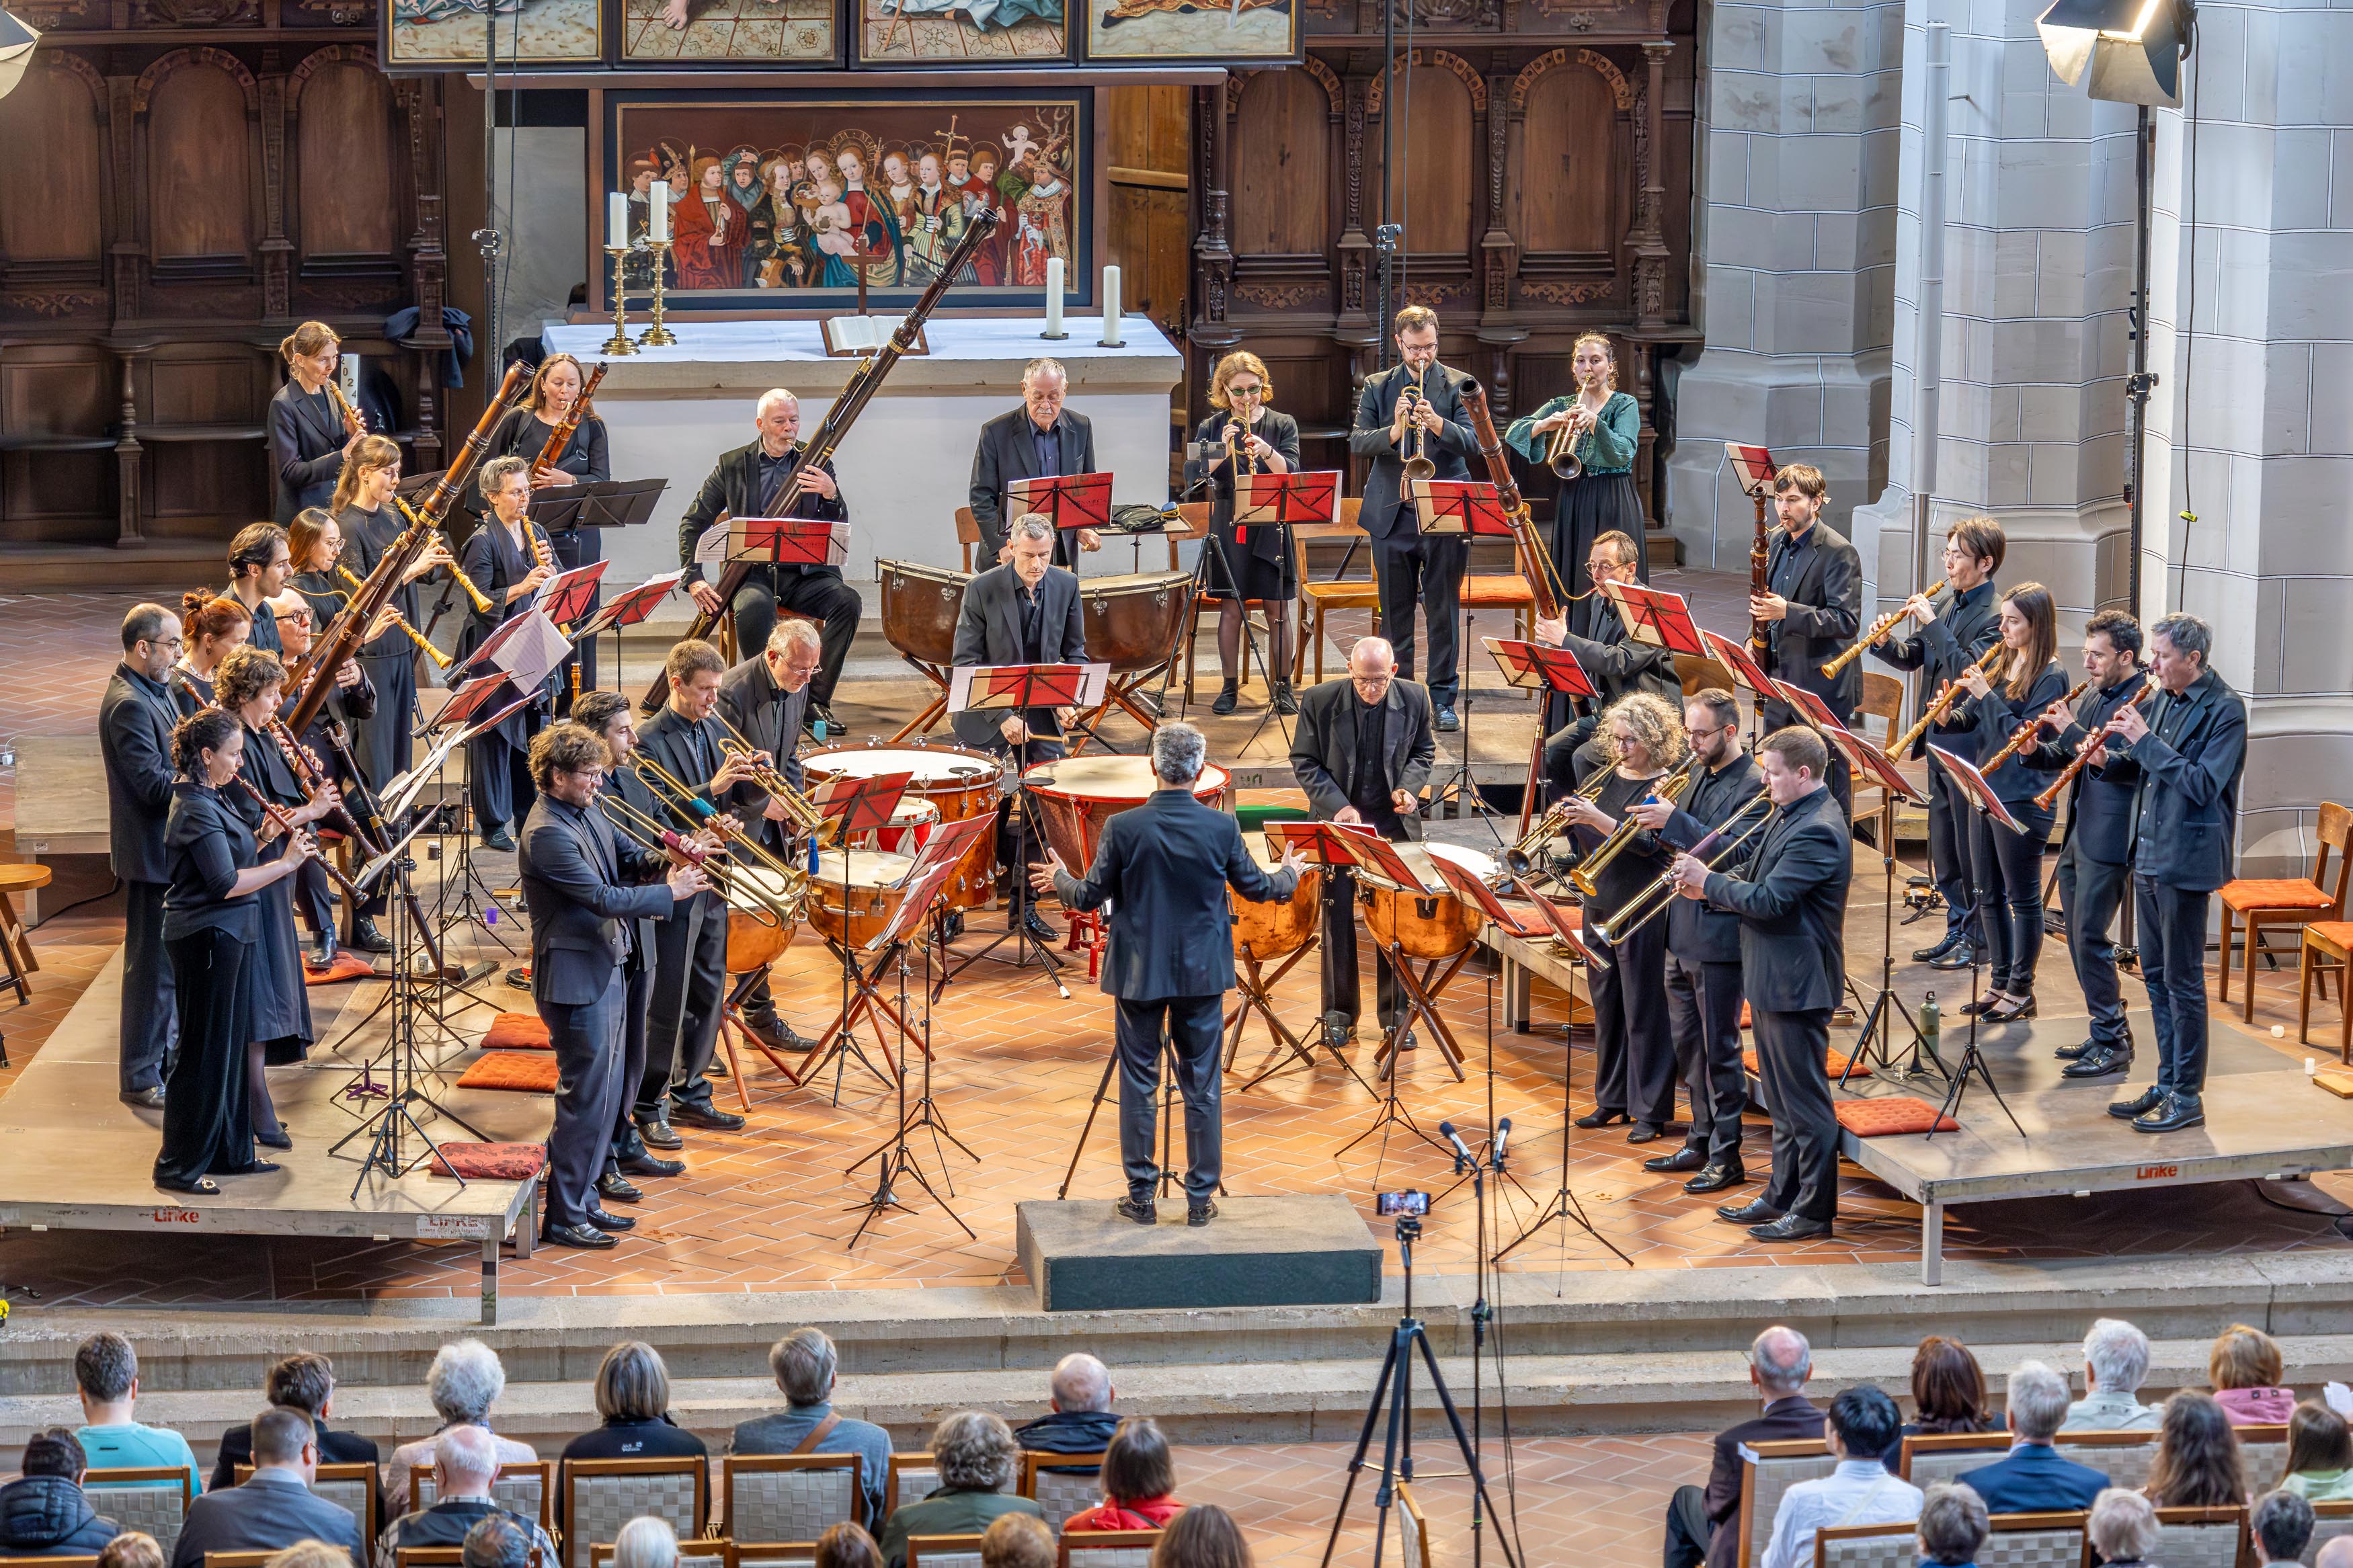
1591, 801, 1778, 946
1822, 579, 1946, 678
1544, 398, 1587, 480
597, 791, 798, 927
1568, 758, 1699, 900
1888, 643, 2007, 757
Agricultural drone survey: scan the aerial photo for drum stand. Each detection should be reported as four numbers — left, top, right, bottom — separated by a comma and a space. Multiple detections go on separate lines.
1150, 526, 1293, 751
1230, 936, 1376, 1095
845, 923, 976, 1246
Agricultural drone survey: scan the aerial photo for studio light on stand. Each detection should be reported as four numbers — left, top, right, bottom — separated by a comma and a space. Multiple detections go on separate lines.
0, 9, 42, 99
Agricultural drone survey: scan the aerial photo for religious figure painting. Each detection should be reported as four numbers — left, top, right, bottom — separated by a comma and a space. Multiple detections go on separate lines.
384, 0, 602, 67
606, 93, 1090, 311
1080, 0, 1295, 63
851, 0, 1070, 67
623, 0, 838, 64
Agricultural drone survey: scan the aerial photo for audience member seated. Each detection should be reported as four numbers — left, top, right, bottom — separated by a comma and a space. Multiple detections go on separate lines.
169, 1407, 367, 1568
1664, 1326, 1825, 1568
1905, 1338, 1995, 1439
1915, 1482, 1987, 1568
814, 1522, 884, 1568
2254, 1489, 2316, 1568
2321, 1536, 2353, 1568
73, 1332, 203, 1495
2146, 1391, 2249, 1507
875, 1412, 1044, 1568
1062, 1418, 1183, 1533
264, 1543, 354, 1568
612, 1516, 678, 1568
1014, 1356, 1120, 1460
385, 1342, 539, 1515
2089, 1490, 2159, 1568
374, 1423, 558, 1568
213, 1354, 382, 1497
2063, 1319, 2162, 1434
980, 1515, 1053, 1568
555, 1343, 707, 1518
2282, 1402, 2353, 1500
1759, 1387, 1919, 1568
1956, 1362, 2109, 1512
1148, 1504, 1250, 1568
461, 1513, 534, 1568
729, 1328, 893, 1530
0, 1430, 123, 1557
2212, 1325, 2296, 1426
99, 1532, 166, 1568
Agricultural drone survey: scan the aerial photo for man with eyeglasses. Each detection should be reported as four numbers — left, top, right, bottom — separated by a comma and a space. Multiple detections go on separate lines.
100, 603, 189, 1108
1534, 529, 1683, 796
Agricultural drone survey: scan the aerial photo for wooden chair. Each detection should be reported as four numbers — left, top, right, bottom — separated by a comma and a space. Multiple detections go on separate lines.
1735, 1438, 1841, 1568
1393, 1483, 1431, 1568
2150, 1505, 2247, 1568
1, 1556, 98, 1568
0, 862, 49, 1003
2302, 921, 2353, 1061
2304, 1500, 2353, 1564
411, 1460, 556, 1532
397, 1549, 545, 1568
588, 1542, 730, 1568
730, 1548, 819, 1568
1896, 1430, 2012, 1489
1975, 1511, 2089, 1568
1810, 1522, 1915, 1568
231, 1462, 377, 1548
1849, 672, 1910, 827
905, 1535, 988, 1568
79, 1467, 194, 1557
1295, 499, 1376, 685
886, 1454, 943, 1518
1458, 571, 1534, 650
2220, 801, 2352, 1020
1176, 501, 1274, 703
720, 1454, 861, 1550
1016, 1450, 1107, 1535
2233, 1423, 2288, 1499
1057, 1530, 1160, 1568
2050, 1430, 2158, 1492
204, 1555, 278, 1568
563, 1457, 711, 1568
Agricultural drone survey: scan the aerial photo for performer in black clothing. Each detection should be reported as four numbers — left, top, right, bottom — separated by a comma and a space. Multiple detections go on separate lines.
331, 435, 455, 796
680, 389, 861, 728
1289, 638, 1437, 1048
461, 456, 558, 850
101, 604, 187, 1108
1749, 464, 1862, 813
967, 358, 1105, 567
1952, 581, 2071, 1024
223, 523, 292, 657
1535, 530, 1682, 795
269, 586, 387, 962
489, 354, 611, 707
168, 594, 255, 716
1346, 306, 1478, 729
715, 621, 824, 1055
265, 321, 359, 524
1628, 689, 1767, 1192
153, 707, 319, 1195
1673, 727, 1851, 1241
1034, 723, 1305, 1226
1553, 692, 1687, 1139
1871, 515, 2005, 969
2102, 613, 2247, 1135
1185, 350, 1303, 717
2027, 610, 2147, 1079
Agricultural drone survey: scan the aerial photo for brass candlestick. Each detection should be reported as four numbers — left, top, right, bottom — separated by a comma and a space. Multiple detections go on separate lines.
601, 244, 641, 356
638, 239, 678, 347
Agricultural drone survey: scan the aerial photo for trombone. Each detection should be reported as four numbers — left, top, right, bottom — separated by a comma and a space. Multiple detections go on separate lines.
394, 495, 496, 616
708, 709, 829, 839
1587, 800, 1778, 946
1502, 766, 1614, 877
598, 787, 802, 928
1570, 753, 1702, 900
334, 566, 452, 670
1822, 580, 1945, 678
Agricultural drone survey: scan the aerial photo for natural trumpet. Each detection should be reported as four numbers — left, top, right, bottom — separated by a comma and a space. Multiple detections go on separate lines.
1588, 800, 1778, 947
335, 567, 452, 670
1546, 401, 1587, 481
598, 789, 803, 929
1501, 768, 1614, 877
1571, 754, 1700, 901
709, 710, 828, 839
1399, 366, 1436, 501
1822, 580, 1945, 678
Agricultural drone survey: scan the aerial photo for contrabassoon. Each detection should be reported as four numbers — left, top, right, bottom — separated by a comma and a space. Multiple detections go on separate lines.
1456, 378, 1564, 622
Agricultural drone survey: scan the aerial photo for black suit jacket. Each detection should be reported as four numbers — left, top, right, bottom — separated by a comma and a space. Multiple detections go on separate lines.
1759, 522, 1862, 721
1053, 789, 1299, 1001
1560, 598, 1681, 712
1346, 364, 1478, 540
100, 665, 180, 884
2121, 667, 2247, 891
717, 652, 810, 835
266, 380, 345, 525
167, 1474, 366, 1568
208, 1419, 380, 1500
635, 706, 750, 831
1702, 784, 1849, 1012
1290, 677, 1437, 841
1658, 753, 1769, 964
1700, 1397, 1825, 1568
1968, 659, 2071, 809
1873, 580, 2001, 759
517, 793, 676, 1006
676, 439, 848, 589
969, 407, 1096, 563
2028, 673, 2148, 866
458, 515, 548, 751
949, 564, 1088, 749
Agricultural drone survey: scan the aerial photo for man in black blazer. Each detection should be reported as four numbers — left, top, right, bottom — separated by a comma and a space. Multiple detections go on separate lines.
680, 390, 861, 729
518, 722, 703, 1249
2102, 612, 2247, 1134
1291, 638, 1437, 1046
968, 358, 1105, 568
1872, 517, 2004, 969
1628, 690, 1766, 1194
1347, 306, 1479, 728
713, 622, 822, 1057
1673, 727, 1850, 1242
1536, 530, 1684, 792
99, 604, 184, 1108
168, 1407, 367, 1568
1663, 1325, 1825, 1568
1034, 723, 1304, 1225
1749, 464, 1862, 813
206, 1352, 379, 1513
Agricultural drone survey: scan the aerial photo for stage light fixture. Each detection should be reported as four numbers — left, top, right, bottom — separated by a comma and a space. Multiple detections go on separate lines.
2036, 0, 2192, 106
0, 9, 38, 101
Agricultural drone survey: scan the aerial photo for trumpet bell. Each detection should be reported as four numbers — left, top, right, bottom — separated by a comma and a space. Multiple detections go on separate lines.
1549, 450, 1585, 481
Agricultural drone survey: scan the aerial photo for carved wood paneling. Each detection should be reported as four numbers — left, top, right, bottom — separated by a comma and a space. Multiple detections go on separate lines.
292, 53, 397, 265
0, 59, 108, 275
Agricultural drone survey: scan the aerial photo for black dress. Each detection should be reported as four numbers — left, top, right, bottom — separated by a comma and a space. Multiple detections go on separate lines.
167, 664, 217, 718
1185, 409, 1304, 603
229, 722, 316, 1064
1580, 768, 1679, 1126
336, 503, 426, 792
487, 405, 610, 704
459, 515, 549, 833
155, 780, 265, 1187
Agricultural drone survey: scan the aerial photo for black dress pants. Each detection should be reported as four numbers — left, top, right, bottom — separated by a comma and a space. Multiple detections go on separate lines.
1927, 760, 1980, 945
1665, 948, 1747, 1164
1115, 994, 1224, 1204
543, 967, 624, 1229
1371, 531, 1466, 707
155, 927, 256, 1186
611, 958, 653, 1165
469, 733, 537, 838
1753, 1005, 1838, 1223
2057, 840, 2131, 1046
731, 569, 863, 713
1589, 915, 1675, 1123
1970, 800, 2052, 993
642, 890, 727, 1116
546, 525, 600, 706
2135, 876, 2210, 1098
120, 879, 176, 1094
1321, 871, 1402, 1030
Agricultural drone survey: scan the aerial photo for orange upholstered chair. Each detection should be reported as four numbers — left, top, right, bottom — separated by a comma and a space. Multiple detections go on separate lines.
2220, 802, 2352, 1021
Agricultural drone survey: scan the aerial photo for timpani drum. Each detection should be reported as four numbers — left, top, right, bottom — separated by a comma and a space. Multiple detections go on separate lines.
1078, 571, 1195, 673
877, 559, 970, 669
724, 869, 797, 975
1025, 754, 1234, 872
801, 741, 1000, 912
1362, 843, 1497, 961
809, 849, 916, 950
852, 797, 941, 857
1231, 837, 1320, 960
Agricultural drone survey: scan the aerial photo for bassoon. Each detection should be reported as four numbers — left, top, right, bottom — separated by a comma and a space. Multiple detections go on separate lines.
1748, 501, 1777, 660
643, 208, 1002, 714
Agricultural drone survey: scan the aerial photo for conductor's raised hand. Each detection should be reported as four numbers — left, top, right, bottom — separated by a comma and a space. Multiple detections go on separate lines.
1027, 848, 1068, 896
1279, 845, 1308, 878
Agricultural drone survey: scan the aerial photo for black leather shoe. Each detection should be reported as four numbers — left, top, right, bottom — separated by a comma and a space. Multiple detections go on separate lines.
1912, 932, 1962, 962
2061, 1042, 2131, 1079
1116, 1196, 1156, 1225
707, 1057, 730, 1080
1273, 683, 1300, 716
1749, 1214, 1833, 1242
1686, 1163, 1748, 1195
542, 1222, 616, 1249
1211, 682, 1240, 716
1983, 994, 2038, 1024
1626, 1121, 1665, 1145
505, 965, 534, 991
2134, 1091, 2204, 1133
597, 1170, 643, 1204
806, 702, 841, 736
347, 916, 393, 954
1021, 905, 1060, 944
586, 1204, 637, 1231
741, 1014, 816, 1054
306, 933, 337, 969
2053, 1038, 2095, 1060
941, 909, 965, 941
255, 1128, 293, 1151
1957, 995, 1997, 1017
1574, 1108, 1631, 1130
121, 1086, 167, 1111
1188, 1201, 1218, 1227
1644, 1146, 1710, 1173
668, 1101, 745, 1132
636, 1116, 686, 1149
1927, 942, 1979, 971
2108, 1085, 2164, 1120
1716, 1198, 1781, 1225
1436, 706, 1460, 732
482, 827, 517, 853
617, 1151, 686, 1178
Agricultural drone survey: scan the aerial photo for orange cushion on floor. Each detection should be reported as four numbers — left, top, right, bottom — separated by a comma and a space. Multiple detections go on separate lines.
456, 1051, 560, 1093
303, 950, 376, 986
1743, 1046, 1855, 1079
1835, 1096, 1960, 1136
2219, 878, 2334, 912
429, 1141, 548, 1180
483, 1012, 553, 1049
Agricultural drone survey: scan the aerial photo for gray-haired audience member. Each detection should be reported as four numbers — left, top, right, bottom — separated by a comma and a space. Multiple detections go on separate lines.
876, 1412, 1043, 1568
1665, 1327, 1825, 1568
2089, 1491, 2159, 1568
730, 1328, 894, 1530
1915, 1483, 1988, 1568
2317, 1535, 2353, 1568
2062, 1319, 2163, 1432
1954, 1362, 2110, 1514
373, 1423, 558, 1568
463, 1514, 535, 1568
2254, 1489, 2317, 1568
384, 1341, 540, 1514
612, 1516, 678, 1568
1016, 1353, 1121, 1461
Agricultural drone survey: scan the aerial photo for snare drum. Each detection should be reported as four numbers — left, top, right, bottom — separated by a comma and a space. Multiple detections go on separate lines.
803, 742, 1001, 911
1231, 838, 1320, 961
809, 849, 916, 950
1361, 842, 1498, 960
1025, 754, 1233, 872
725, 869, 797, 976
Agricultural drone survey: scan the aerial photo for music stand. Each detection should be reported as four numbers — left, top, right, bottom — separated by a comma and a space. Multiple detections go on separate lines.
1827, 727, 1939, 1086
1006, 472, 1114, 539
534, 561, 608, 630
1484, 636, 1598, 841
1226, 469, 1341, 751
1699, 628, 1776, 701
573, 571, 678, 702
801, 769, 918, 1098
1410, 480, 1515, 538
526, 476, 667, 535
1724, 442, 1778, 499
1922, 745, 2030, 1139
1229, 826, 1377, 1096
1599, 579, 1710, 657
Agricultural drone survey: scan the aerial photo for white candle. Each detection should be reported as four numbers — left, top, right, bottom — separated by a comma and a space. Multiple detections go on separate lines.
649, 180, 671, 244
1043, 257, 1065, 337
606, 192, 627, 245
1101, 265, 1123, 346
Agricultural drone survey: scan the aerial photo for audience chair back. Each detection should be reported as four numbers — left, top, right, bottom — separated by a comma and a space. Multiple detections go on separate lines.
0, 1557, 99, 1568
563, 1456, 711, 1568
887, 1454, 945, 1517
1016, 1451, 1109, 1536
1739, 1439, 1843, 1568
397, 1548, 545, 1568
1811, 1524, 1916, 1568
79, 1466, 195, 1556
904, 1534, 987, 1568
1394, 1483, 1430, 1568
721, 1455, 861, 1546
1898, 1432, 2015, 1489
2301, 1501, 2353, 1565
2151, 1505, 2249, 1568
588, 1540, 731, 1568
411, 1461, 556, 1532
729, 1543, 820, 1568
1055, 1530, 1160, 1568
204, 1554, 280, 1568
2234, 1423, 2289, 1499
1975, 1510, 2089, 1568
2050, 1432, 2158, 1492
231, 1461, 378, 1548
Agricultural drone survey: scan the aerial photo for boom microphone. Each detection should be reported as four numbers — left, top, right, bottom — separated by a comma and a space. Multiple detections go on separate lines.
1494, 1118, 1512, 1165
1437, 1120, 1476, 1164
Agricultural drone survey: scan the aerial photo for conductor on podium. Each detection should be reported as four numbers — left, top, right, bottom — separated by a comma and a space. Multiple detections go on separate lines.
1032, 723, 1304, 1229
